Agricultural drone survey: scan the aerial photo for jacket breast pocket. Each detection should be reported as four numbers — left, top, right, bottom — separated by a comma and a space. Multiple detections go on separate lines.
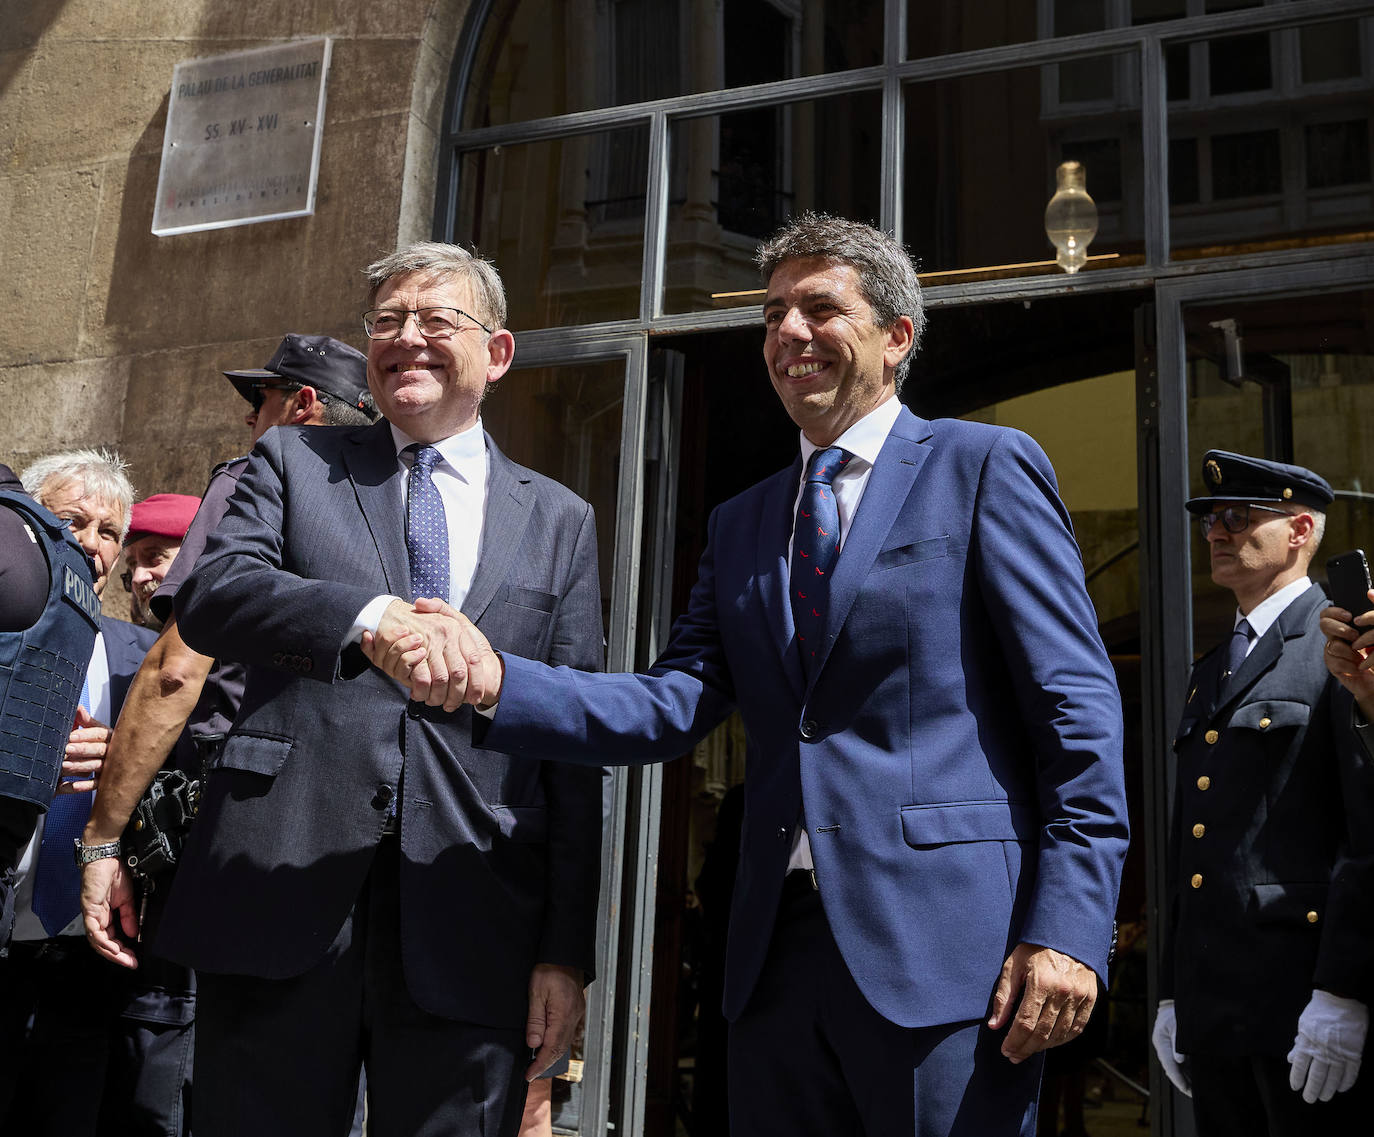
1252, 881, 1327, 927
214, 733, 293, 777
498, 585, 556, 614
1228, 700, 1309, 733
873, 535, 950, 573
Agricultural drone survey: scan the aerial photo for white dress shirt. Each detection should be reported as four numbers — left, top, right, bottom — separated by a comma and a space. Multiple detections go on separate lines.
787, 395, 903, 872
349, 420, 490, 639
1236, 576, 1314, 655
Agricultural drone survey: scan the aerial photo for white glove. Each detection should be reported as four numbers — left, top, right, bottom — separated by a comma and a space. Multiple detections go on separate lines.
1287, 989, 1368, 1104
1151, 1000, 1191, 1097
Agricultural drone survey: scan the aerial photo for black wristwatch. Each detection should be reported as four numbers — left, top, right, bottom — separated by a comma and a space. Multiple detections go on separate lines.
72, 837, 122, 865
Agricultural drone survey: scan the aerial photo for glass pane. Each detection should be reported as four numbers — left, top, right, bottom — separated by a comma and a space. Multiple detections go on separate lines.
903, 54, 1144, 280
906, 0, 1041, 60
1183, 289, 1374, 645
931, 291, 1151, 1125
481, 360, 624, 615
1169, 25, 1374, 257
663, 91, 883, 315
1300, 20, 1362, 84
455, 127, 648, 329
1211, 129, 1282, 198
462, 0, 881, 129
1208, 32, 1273, 96
1132, 0, 1185, 20
1306, 120, 1372, 190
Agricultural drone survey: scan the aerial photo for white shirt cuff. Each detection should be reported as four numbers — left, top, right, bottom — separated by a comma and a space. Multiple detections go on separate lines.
344, 595, 405, 649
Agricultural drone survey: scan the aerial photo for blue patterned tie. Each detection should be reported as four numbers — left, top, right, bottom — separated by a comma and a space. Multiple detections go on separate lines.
32, 676, 92, 936
405, 444, 450, 602
791, 447, 851, 678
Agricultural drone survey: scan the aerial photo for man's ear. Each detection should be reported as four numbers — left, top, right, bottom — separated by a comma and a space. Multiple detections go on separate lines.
290, 386, 319, 423
883, 316, 916, 372
485, 329, 516, 387
1289, 510, 1317, 549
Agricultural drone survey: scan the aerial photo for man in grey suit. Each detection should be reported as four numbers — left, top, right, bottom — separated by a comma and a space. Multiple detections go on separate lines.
162, 243, 605, 1137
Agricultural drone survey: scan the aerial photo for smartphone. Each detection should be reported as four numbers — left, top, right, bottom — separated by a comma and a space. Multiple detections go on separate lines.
1325, 549, 1372, 622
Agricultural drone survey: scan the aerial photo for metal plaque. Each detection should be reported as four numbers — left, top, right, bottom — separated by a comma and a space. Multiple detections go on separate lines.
152, 38, 332, 236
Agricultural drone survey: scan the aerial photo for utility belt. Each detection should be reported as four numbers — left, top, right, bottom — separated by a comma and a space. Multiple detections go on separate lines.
121, 732, 224, 882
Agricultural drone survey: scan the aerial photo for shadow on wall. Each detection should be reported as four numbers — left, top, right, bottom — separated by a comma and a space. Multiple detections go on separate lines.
0, 3, 69, 101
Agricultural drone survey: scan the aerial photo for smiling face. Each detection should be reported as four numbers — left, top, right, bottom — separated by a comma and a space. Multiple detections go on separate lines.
125, 534, 182, 612
365, 271, 515, 443
38, 478, 125, 596
762, 258, 914, 446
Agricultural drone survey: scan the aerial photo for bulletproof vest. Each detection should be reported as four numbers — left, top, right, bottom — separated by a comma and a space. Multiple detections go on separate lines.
0, 490, 102, 808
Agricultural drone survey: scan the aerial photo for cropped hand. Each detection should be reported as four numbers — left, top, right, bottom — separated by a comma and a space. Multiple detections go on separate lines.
525, 963, 585, 1081
58, 706, 111, 794
1151, 1000, 1191, 1096
81, 856, 140, 969
1320, 589, 1374, 711
988, 942, 1097, 1063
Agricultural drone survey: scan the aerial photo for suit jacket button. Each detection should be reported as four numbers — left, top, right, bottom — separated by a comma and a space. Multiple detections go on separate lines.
1192, 823, 1205, 838
1204, 729, 1219, 744
1196, 775, 1211, 791
1190, 873, 1203, 889
777, 826, 788, 840
1306, 910, 1319, 924
799, 720, 817, 740
371, 785, 394, 810
1258, 717, 1270, 729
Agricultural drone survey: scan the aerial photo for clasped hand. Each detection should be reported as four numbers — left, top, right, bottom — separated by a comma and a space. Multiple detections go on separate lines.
362, 598, 503, 711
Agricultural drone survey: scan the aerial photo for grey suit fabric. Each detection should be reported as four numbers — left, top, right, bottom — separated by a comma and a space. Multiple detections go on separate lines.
165, 419, 605, 1029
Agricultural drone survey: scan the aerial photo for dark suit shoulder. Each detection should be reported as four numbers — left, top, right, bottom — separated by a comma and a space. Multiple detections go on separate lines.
486, 438, 594, 515
101, 615, 158, 656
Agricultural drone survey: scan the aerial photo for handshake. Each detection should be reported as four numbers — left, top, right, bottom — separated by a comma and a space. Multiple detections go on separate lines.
363, 597, 505, 712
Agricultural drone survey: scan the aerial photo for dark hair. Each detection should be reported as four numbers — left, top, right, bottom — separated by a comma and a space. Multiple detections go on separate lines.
757, 212, 924, 390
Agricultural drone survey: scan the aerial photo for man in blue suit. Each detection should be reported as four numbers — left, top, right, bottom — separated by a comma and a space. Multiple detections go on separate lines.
166, 244, 606, 1137
369, 214, 1130, 1135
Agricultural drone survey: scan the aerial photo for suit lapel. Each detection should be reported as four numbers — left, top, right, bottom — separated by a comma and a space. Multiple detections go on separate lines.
1214, 582, 1320, 714
463, 437, 533, 623
757, 459, 805, 699
341, 421, 409, 597
810, 408, 933, 683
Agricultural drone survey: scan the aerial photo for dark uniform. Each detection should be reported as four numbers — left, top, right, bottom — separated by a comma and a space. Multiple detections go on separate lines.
0, 467, 102, 944
1162, 452, 1374, 1135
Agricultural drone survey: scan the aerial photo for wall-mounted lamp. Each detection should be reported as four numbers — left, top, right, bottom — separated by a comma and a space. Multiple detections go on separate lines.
1044, 160, 1098, 274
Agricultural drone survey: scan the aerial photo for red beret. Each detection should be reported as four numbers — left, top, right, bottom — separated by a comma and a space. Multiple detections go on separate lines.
125, 493, 201, 544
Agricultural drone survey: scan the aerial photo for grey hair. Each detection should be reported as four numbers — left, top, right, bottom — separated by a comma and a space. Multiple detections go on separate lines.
756, 212, 925, 391
316, 391, 380, 427
364, 242, 508, 331
21, 448, 135, 540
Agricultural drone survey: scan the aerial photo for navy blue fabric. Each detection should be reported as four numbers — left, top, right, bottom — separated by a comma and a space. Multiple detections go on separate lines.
1164, 584, 1374, 1055
31, 676, 91, 934
485, 407, 1129, 1035
789, 447, 849, 679
404, 444, 449, 602
0, 490, 102, 809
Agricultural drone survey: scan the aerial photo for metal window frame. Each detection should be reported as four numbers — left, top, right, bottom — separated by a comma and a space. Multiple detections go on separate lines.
436, 4, 1374, 1135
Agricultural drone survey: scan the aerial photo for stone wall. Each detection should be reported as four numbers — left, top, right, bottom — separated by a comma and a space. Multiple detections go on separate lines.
0, 1, 467, 609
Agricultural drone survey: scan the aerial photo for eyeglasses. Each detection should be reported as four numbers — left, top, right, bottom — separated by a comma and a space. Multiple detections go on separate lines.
249, 381, 302, 413
1197, 503, 1291, 541
362, 307, 492, 340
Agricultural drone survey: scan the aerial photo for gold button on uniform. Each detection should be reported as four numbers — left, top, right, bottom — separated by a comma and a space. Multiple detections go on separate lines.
1307, 911, 1319, 924
1259, 717, 1271, 729
1192, 823, 1205, 838
1204, 729, 1219, 744
1191, 874, 1203, 889
1197, 775, 1211, 791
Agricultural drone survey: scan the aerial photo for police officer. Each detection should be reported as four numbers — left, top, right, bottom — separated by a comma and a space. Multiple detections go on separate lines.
0, 463, 102, 944
1153, 449, 1374, 1136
